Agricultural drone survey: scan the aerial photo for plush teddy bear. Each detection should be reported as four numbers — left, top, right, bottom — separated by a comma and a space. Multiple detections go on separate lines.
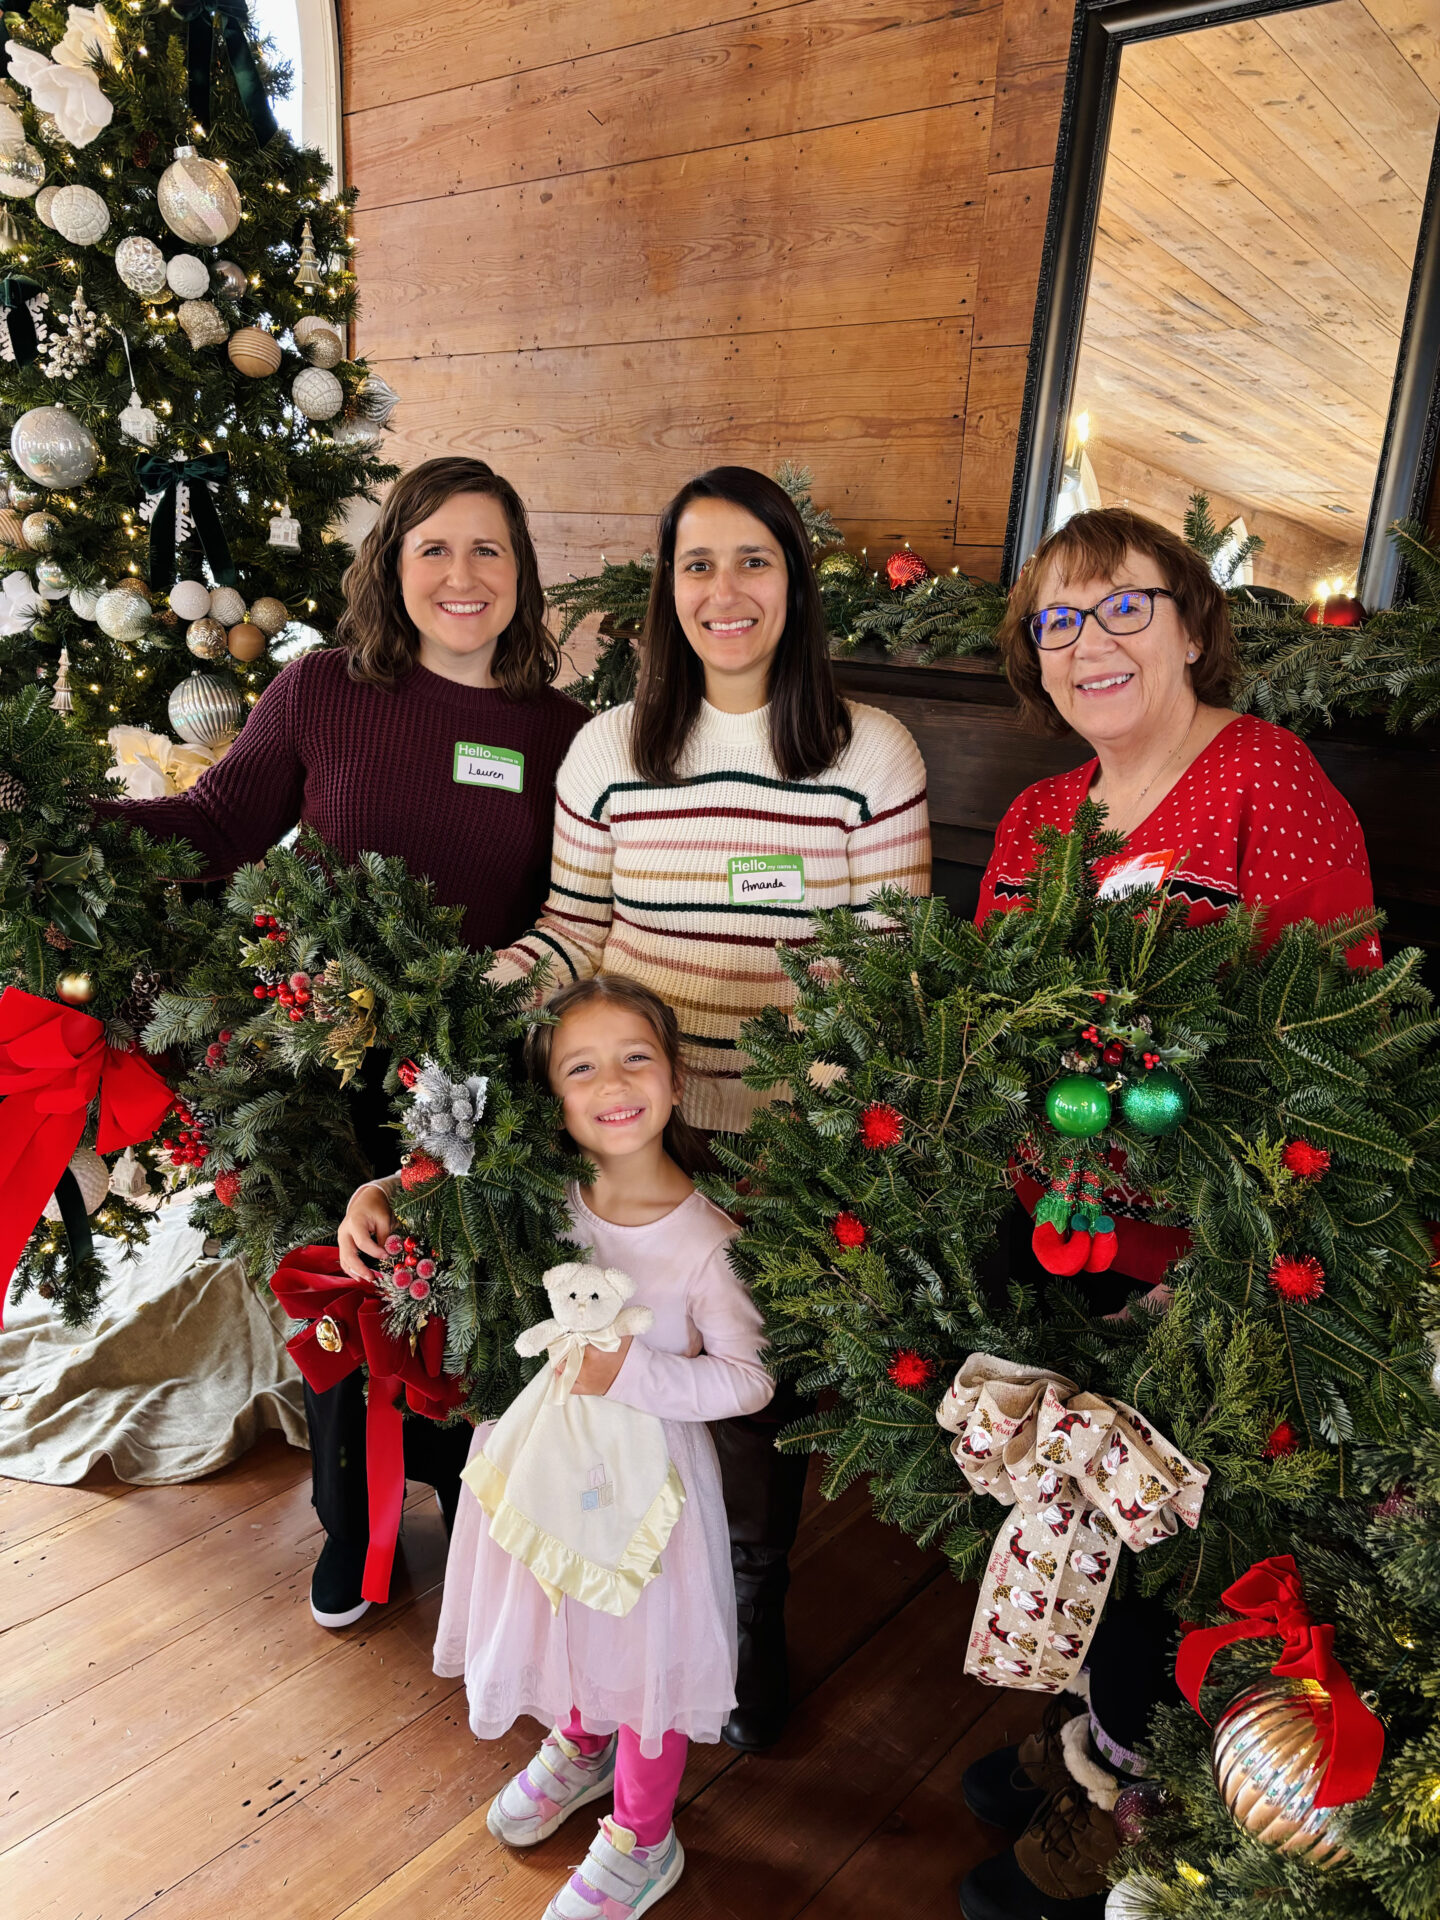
514, 1262, 654, 1389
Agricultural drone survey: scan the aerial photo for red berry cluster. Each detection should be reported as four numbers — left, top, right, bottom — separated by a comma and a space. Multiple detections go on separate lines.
887, 1349, 935, 1390
253, 970, 313, 1022
858, 1103, 904, 1150
1081, 1024, 1102, 1045
1269, 1252, 1326, 1303
833, 1210, 867, 1248
1263, 1420, 1299, 1459
203, 1028, 235, 1071
253, 911, 288, 941
213, 1168, 242, 1208
1282, 1139, 1330, 1181
1141, 1051, 1162, 1070
383, 1231, 438, 1301
161, 1097, 208, 1167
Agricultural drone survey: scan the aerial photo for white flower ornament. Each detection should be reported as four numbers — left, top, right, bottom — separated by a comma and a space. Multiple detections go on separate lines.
52, 6, 119, 72
5, 39, 113, 148
0, 570, 42, 636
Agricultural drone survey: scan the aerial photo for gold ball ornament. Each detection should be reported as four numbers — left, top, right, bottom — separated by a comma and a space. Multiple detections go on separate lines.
114, 576, 151, 599
56, 970, 97, 1005
246, 596, 289, 637
1211, 1679, 1352, 1866
185, 615, 229, 661
227, 327, 282, 378
207, 585, 247, 627
817, 550, 864, 582
21, 511, 59, 551
157, 145, 241, 245
42, 1145, 110, 1220
305, 330, 343, 370
315, 1314, 344, 1354
226, 621, 266, 662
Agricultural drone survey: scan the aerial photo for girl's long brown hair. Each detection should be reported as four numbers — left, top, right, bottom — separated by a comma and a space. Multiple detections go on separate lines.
524, 974, 712, 1176
631, 465, 852, 783
338, 457, 561, 699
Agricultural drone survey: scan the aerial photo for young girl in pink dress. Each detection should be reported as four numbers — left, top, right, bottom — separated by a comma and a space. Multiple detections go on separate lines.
345, 975, 772, 1916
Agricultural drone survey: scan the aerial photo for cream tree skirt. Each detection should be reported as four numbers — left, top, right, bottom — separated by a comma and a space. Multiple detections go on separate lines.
0, 1202, 308, 1485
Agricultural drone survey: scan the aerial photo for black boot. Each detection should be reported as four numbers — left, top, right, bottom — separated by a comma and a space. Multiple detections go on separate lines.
724, 1585, 790, 1751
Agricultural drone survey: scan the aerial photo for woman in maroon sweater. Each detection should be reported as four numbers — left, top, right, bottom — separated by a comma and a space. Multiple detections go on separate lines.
100, 456, 587, 1628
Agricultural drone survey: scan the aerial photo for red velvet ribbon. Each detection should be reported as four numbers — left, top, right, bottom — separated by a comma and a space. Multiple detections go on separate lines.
1176, 1552, 1384, 1808
0, 986, 176, 1322
269, 1245, 467, 1604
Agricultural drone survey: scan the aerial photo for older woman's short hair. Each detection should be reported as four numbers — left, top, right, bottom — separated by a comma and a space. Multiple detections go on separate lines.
998, 507, 1242, 736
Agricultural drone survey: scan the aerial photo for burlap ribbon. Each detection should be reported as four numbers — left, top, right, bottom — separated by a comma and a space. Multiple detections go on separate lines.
937, 1353, 1208, 1691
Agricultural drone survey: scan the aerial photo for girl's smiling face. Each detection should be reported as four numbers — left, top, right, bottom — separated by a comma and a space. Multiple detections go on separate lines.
548, 1000, 681, 1162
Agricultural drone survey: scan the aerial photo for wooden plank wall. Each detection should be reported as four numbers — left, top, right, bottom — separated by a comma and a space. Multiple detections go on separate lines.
338, 0, 1075, 587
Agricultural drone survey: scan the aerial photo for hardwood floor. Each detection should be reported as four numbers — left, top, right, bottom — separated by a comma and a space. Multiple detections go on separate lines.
0, 1436, 1042, 1918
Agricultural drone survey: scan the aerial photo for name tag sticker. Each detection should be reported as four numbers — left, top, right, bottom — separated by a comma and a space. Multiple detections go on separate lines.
728, 853, 805, 904
453, 742, 525, 792
1096, 850, 1178, 900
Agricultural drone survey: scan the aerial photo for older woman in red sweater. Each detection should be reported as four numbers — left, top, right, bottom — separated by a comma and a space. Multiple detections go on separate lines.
98, 456, 587, 1633
957, 508, 1376, 1920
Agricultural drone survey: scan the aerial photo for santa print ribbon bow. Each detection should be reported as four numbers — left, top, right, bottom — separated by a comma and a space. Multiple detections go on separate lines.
269, 1246, 467, 1604
1176, 1553, 1384, 1808
0, 987, 175, 1322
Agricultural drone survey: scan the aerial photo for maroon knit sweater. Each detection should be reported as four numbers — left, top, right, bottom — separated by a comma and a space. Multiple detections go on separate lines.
96, 646, 588, 952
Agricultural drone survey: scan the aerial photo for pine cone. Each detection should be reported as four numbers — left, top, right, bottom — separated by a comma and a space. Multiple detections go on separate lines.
43, 922, 71, 950
119, 967, 161, 1033
0, 769, 25, 811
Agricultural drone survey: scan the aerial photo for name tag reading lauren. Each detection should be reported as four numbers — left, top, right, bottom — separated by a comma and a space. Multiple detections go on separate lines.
453, 743, 525, 793
728, 854, 805, 904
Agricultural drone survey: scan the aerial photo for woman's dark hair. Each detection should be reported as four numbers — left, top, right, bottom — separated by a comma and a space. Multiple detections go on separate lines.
631, 465, 852, 782
524, 974, 712, 1177
998, 507, 1242, 736
337, 456, 560, 699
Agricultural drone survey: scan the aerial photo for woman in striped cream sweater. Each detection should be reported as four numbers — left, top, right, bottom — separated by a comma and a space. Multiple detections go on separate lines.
493, 465, 931, 1755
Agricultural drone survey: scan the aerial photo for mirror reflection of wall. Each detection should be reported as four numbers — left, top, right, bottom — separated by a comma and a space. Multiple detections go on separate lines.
1063, 0, 1440, 600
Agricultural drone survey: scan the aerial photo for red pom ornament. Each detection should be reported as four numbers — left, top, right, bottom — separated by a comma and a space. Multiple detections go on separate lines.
887, 1349, 935, 1389
833, 1211, 868, 1248
1269, 1253, 1326, 1303
400, 1152, 445, 1191
213, 1169, 241, 1208
1263, 1421, 1300, 1459
397, 1059, 419, 1089
858, 1103, 904, 1150
884, 549, 930, 591
1282, 1140, 1330, 1182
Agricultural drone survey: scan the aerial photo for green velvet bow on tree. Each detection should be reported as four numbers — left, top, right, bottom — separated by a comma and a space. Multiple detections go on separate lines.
173, 0, 279, 148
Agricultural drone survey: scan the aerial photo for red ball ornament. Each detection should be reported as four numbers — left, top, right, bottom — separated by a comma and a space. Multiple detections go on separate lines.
1102, 1043, 1124, 1066
397, 1058, 419, 1089
1269, 1253, 1326, 1303
833, 1211, 867, 1249
1282, 1140, 1330, 1182
1303, 593, 1365, 628
887, 1349, 935, 1389
1263, 1420, 1300, 1459
213, 1169, 242, 1208
858, 1103, 904, 1149
400, 1151, 445, 1191
884, 549, 930, 591
1112, 1782, 1166, 1845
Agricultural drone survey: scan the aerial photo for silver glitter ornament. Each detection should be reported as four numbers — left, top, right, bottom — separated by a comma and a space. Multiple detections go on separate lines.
95, 587, 151, 641
165, 252, 208, 299
49, 184, 109, 245
157, 146, 241, 245
214, 259, 247, 297
1211, 1679, 1351, 1866
114, 235, 168, 299
177, 299, 229, 350
291, 366, 343, 421
10, 406, 99, 486
305, 330, 342, 369
7, 482, 39, 511
20, 511, 58, 550
0, 139, 44, 199
247, 596, 288, 636
185, 615, 228, 660
169, 670, 243, 746
331, 415, 382, 452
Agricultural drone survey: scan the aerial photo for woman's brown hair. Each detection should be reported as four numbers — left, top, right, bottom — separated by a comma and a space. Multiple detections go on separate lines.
524, 974, 712, 1176
338, 456, 561, 699
631, 465, 852, 783
998, 507, 1241, 737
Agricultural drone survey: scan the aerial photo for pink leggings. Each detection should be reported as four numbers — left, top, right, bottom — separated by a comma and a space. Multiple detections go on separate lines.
561, 1709, 688, 1848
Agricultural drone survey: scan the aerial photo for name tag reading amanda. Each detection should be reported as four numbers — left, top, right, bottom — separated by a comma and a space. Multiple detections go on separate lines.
453, 742, 525, 793
728, 854, 805, 904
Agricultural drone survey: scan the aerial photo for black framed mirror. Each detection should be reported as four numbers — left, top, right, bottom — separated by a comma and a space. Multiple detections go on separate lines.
1003, 0, 1440, 607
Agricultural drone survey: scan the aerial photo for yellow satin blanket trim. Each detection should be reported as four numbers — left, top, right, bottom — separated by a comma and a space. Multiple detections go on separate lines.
462, 1452, 687, 1618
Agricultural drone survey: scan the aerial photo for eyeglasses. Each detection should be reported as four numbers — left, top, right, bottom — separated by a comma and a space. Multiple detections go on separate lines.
1027, 587, 1175, 651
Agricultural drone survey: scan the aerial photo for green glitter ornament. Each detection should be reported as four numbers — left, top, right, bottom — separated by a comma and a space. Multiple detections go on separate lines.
1120, 1068, 1190, 1136
1045, 1074, 1112, 1138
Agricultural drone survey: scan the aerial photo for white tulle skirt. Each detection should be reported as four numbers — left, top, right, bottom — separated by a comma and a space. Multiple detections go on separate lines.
433, 1419, 737, 1758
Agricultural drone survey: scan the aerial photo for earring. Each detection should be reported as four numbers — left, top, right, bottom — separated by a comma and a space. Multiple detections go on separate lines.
1186, 650, 1197, 661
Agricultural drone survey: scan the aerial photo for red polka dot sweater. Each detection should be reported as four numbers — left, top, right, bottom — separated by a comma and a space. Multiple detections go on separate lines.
977, 714, 1379, 1285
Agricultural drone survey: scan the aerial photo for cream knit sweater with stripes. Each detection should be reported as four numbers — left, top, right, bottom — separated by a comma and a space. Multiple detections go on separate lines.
492, 698, 931, 1132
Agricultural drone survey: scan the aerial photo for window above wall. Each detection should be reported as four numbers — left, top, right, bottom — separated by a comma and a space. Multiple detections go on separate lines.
252, 0, 343, 184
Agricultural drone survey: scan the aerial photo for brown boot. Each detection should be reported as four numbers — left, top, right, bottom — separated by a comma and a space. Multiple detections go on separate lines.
958, 1717, 1121, 1920
960, 1691, 1086, 1829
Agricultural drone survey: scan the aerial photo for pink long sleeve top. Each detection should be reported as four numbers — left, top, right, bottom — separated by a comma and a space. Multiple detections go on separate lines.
565, 1183, 774, 1423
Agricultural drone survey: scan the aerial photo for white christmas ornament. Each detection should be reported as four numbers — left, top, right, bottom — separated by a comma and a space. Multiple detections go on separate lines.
114, 234, 168, 299
95, 585, 150, 640
331, 416, 382, 453
35, 558, 69, 599
292, 315, 340, 354
119, 388, 158, 447
11, 404, 98, 485
4, 39, 112, 148
268, 503, 301, 551
157, 145, 241, 245
207, 584, 246, 627
169, 578, 211, 623
49, 182, 108, 244
0, 569, 41, 634
0, 105, 19, 144
165, 252, 208, 299
33, 183, 58, 228
357, 375, 400, 424
67, 582, 97, 619
0, 135, 43, 198
291, 366, 343, 421
42, 1144, 110, 1221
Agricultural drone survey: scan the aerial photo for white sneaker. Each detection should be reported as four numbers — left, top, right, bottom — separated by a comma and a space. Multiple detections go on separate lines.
487, 1727, 618, 1847
544, 1818, 684, 1918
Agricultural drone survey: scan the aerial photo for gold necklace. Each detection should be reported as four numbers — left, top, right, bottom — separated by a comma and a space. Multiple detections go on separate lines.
1098, 703, 1200, 836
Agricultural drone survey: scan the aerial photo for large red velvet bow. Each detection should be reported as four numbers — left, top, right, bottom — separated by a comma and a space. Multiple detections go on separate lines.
1176, 1552, 1384, 1808
269, 1245, 467, 1604
0, 986, 176, 1322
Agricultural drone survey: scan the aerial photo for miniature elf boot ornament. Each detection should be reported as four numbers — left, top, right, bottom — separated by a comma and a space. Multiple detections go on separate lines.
1032, 1163, 1118, 1275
